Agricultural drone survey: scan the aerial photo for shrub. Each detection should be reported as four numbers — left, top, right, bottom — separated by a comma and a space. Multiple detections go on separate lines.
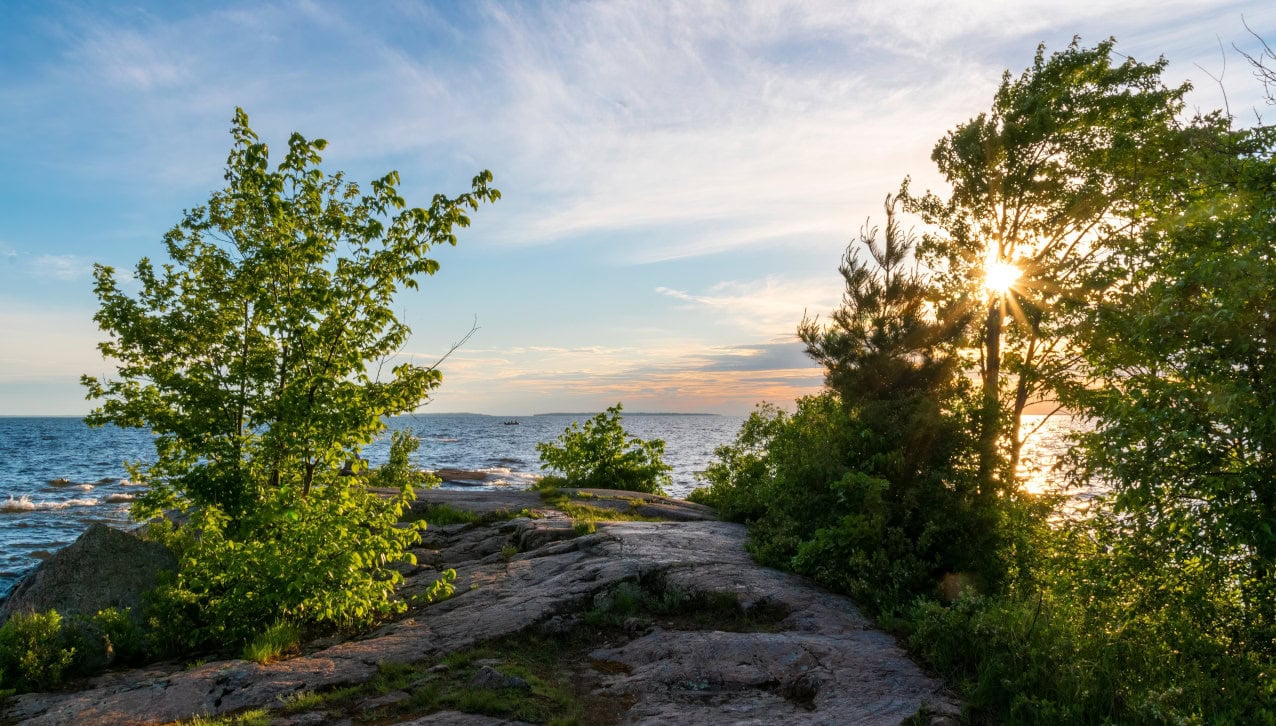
0, 610, 75, 692
536, 403, 671, 495
147, 432, 426, 653
694, 394, 995, 613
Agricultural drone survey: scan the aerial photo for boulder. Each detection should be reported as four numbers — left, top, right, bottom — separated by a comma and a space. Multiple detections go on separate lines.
0, 524, 176, 623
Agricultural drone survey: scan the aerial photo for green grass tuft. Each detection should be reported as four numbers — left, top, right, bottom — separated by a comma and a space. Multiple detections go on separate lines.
241, 621, 301, 664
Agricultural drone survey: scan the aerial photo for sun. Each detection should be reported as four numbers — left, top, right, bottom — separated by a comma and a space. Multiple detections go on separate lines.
984, 260, 1022, 296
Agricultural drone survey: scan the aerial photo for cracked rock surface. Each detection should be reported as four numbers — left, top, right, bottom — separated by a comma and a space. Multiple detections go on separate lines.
3, 489, 956, 725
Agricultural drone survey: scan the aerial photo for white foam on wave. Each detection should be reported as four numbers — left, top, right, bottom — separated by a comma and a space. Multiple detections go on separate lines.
103, 493, 136, 503
0, 496, 101, 513
477, 467, 541, 487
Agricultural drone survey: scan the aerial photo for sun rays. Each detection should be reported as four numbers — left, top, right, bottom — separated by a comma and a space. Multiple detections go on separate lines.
983, 260, 1023, 296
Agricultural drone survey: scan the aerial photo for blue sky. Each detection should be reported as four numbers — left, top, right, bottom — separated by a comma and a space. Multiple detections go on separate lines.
1, 1, 1272, 415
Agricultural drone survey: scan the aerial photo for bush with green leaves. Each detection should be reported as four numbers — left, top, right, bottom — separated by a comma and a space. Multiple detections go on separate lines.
0, 610, 75, 692
0, 607, 156, 693
146, 432, 426, 652
693, 394, 999, 613
536, 403, 671, 495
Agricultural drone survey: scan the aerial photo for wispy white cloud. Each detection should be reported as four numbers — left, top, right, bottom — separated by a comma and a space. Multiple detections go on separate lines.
656, 275, 843, 336
73, 25, 192, 91
31, 254, 93, 281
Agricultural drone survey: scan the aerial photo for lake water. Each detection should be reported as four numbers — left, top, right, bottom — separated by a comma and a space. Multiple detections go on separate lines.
0, 412, 1085, 595
0, 413, 744, 593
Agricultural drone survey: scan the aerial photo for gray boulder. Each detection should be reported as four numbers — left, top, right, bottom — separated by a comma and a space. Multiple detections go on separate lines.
0, 523, 176, 623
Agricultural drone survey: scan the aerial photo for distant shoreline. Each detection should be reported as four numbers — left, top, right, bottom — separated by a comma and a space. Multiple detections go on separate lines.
405, 412, 724, 418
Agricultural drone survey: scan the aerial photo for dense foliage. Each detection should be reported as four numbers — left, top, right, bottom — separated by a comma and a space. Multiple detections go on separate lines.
695, 39, 1276, 723
80, 109, 496, 652
694, 199, 1007, 610
537, 403, 672, 495
145, 433, 436, 652
0, 608, 146, 694
904, 38, 1187, 491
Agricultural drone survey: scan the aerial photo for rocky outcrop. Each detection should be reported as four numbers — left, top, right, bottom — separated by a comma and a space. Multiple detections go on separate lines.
0, 523, 176, 624
3, 490, 957, 725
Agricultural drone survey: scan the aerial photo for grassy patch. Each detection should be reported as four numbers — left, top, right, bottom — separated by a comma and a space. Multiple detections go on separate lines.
405, 503, 481, 525
178, 708, 270, 726
538, 487, 664, 528
241, 621, 301, 664
277, 689, 325, 712
585, 578, 790, 633
403, 504, 544, 526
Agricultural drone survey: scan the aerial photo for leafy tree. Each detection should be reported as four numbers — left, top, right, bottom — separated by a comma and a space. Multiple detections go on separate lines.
1064, 116, 1276, 660
82, 108, 497, 647
83, 108, 499, 520
904, 38, 1187, 495
537, 403, 671, 495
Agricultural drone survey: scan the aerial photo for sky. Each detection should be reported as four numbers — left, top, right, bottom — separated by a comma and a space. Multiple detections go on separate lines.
1, 0, 1273, 416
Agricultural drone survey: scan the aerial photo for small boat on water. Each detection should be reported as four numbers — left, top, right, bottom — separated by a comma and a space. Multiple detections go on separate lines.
502, 420, 520, 426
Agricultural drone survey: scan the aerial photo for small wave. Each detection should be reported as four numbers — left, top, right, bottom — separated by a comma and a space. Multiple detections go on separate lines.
431, 436, 460, 443
118, 479, 139, 486
103, 493, 135, 503
477, 468, 541, 487
46, 481, 94, 492
0, 496, 100, 513
46, 478, 73, 487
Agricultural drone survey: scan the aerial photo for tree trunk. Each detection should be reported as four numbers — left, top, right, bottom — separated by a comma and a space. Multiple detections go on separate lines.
978, 297, 1003, 498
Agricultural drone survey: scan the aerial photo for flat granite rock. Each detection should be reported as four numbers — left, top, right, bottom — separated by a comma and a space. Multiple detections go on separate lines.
3, 489, 957, 725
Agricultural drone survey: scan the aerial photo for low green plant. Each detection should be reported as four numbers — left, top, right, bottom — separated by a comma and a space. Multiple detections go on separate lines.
241, 620, 302, 664
87, 607, 145, 666
0, 610, 76, 692
536, 403, 671, 495
410, 568, 458, 607
181, 708, 270, 726
405, 503, 480, 526
58, 606, 149, 677
277, 689, 324, 712
371, 660, 417, 693
147, 432, 427, 654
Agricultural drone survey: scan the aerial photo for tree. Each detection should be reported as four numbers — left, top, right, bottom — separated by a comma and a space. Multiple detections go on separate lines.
537, 403, 672, 495
800, 194, 963, 417
82, 108, 496, 646
1064, 115, 1276, 659
83, 107, 499, 520
696, 198, 1001, 608
904, 38, 1187, 496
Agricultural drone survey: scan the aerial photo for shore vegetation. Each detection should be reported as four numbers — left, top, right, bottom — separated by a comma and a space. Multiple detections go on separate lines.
2, 108, 499, 680
694, 38, 1276, 723
537, 403, 672, 495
